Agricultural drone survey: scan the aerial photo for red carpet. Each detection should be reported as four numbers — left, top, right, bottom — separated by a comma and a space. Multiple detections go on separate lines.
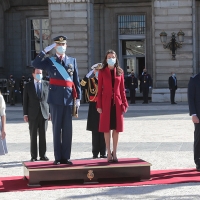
0, 168, 200, 192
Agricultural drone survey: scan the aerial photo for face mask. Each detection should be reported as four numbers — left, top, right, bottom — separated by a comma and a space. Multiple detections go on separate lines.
95, 71, 98, 78
56, 46, 66, 54
144, 72, 147, 75
173, 74, 176, 77
35, 74, 43, 81
107, 58, 116, 66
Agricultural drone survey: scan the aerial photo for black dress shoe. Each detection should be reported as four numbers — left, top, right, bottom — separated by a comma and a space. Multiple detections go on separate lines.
93, 155, 98, 159
100, 155, 107, 158
196, 165, 200, 171
53, 160, 61, 165
61, 159, 73, 165
30, 158, 37, 162
171, 102, 177, 104
40, 156, 49, 161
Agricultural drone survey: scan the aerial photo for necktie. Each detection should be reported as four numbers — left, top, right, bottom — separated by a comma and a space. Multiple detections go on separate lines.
36, 82, 41, 98
59, 56, 65, 67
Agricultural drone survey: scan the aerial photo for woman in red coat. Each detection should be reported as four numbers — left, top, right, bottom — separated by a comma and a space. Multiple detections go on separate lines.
97, 50, 128, 162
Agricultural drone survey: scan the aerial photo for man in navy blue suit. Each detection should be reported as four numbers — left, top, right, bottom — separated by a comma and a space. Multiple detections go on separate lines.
32, 36, 81, 165
188, 74, 200, 171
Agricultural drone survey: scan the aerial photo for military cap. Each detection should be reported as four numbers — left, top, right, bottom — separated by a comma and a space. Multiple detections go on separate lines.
91, 63, 103, 70
53, 36, 67, 44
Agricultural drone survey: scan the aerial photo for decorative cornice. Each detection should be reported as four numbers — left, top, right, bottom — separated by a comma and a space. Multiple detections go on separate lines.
48, 0, 92, 3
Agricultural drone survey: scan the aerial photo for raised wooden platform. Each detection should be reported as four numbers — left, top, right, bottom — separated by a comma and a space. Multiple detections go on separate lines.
23, 158, 152, 186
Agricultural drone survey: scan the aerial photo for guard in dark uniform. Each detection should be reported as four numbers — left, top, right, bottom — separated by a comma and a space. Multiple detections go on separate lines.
80, 63, 106, 159
139, 69, 152, 104
168, 72, 178, 104
126, 71, 138, 104
32, 36, 81, 165
19, 76, 26, 105
7, 75, 16, 105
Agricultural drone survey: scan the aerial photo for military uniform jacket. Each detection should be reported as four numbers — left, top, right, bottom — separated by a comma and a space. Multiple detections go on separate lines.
19, 79, 26, 92
7, 79, 16, 90
139, 74, 152, 88
81, 76, 100, 131
32, 52, 81, 106
168, 76, 177, 90
126, 76, 138, 90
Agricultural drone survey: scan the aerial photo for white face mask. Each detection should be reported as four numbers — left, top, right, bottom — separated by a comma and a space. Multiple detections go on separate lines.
107, 58, 116, 66
56, 46, 66, 54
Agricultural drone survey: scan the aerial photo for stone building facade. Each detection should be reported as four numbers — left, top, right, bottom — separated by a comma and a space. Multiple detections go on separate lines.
0, 0, 199, 102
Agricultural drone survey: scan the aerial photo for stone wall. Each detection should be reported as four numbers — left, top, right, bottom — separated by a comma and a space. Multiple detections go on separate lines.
152, 0, 194, 102
48, 0, 94, 78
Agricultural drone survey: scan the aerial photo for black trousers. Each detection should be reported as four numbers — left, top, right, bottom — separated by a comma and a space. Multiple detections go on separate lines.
130, 89, 136, 103
92, 130, 106, 157
170, 89, 176, 103
194, 123, 200, 165
142, 87, 149, 103
29, 109, 47, 159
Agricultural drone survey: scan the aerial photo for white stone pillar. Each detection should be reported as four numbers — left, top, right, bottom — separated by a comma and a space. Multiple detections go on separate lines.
48, 0, 94, 78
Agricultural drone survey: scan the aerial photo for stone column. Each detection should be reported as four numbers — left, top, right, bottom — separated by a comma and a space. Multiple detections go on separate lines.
48, 0, 94, 78
152, 0, 193, 102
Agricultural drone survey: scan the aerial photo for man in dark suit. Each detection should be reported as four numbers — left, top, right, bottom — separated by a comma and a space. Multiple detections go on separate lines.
188, 74, 200, 171
139, 68, 152, 104
23, 68, 49, 162
168, 72, 178, 104
32, 36, 81, 165
126, 71, 138, 104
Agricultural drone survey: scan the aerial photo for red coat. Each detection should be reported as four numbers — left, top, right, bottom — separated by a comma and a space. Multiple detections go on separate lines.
97, 67, 128, 132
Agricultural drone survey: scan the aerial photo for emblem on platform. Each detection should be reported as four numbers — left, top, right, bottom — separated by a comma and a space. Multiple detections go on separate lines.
87, 170, 94, 180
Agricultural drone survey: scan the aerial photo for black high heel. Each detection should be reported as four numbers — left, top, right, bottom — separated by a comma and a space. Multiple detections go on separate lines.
107, 152, 113, 162
112, 151, 118, 163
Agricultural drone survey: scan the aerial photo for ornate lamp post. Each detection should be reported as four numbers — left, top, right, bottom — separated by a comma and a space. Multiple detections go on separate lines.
159, 30, 185, 60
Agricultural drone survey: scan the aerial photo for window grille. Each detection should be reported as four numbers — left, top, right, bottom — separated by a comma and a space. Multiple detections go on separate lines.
118, 15, 145, 35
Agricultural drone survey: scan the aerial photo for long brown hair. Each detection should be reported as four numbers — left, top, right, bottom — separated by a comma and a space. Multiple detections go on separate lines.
102, 49, 123, 76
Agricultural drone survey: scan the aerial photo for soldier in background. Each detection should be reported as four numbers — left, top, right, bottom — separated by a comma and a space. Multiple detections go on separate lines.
139, 68, 152, 104
7, 75, 17, 105
19, 76, 26, 105
126, 70, 138, 104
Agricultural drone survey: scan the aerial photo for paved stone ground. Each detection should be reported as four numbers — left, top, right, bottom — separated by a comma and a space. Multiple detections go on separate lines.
1, 101, 200, 199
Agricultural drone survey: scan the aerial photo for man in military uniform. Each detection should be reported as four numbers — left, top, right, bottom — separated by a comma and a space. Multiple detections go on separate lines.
168, 72, 178, 104
80, 63, 106, 159
19, 76, 26, 105
126, 71, 138, 104
7, 75, 16, 105
32, 35, 81, 165
139, 68, 152, 104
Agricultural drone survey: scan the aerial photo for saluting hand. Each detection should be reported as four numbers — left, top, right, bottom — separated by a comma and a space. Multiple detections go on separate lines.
192, 115, 199, 124
97, 108, 102, 113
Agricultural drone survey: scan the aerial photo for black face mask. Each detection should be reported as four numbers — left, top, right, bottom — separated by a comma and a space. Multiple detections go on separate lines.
144, 72, 147, 75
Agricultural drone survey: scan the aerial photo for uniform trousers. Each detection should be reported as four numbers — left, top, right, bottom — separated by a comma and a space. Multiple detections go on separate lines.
130, 89, 136, 103
9, 87, 15, 105
92, 130, 106, 157
50, 104, 72, 161
29, 108, 47, 159
194, 123, 200, 165
142, 87, 149, 103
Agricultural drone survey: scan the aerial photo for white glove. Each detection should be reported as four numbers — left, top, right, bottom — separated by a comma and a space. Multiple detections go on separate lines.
7, 90, 9, 93
15, 90, 17, 92
44, 43, 56, 53
135, 88, 138, 91
149, 86, 152, 89
86, 70, 94, 78
76, 99, 80, 108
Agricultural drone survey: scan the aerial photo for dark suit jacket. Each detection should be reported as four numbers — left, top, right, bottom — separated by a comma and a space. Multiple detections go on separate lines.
168, 76, 177, 90
23, 80, 49, 120
126, 76, 138, 89
188, 73, 200, 117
